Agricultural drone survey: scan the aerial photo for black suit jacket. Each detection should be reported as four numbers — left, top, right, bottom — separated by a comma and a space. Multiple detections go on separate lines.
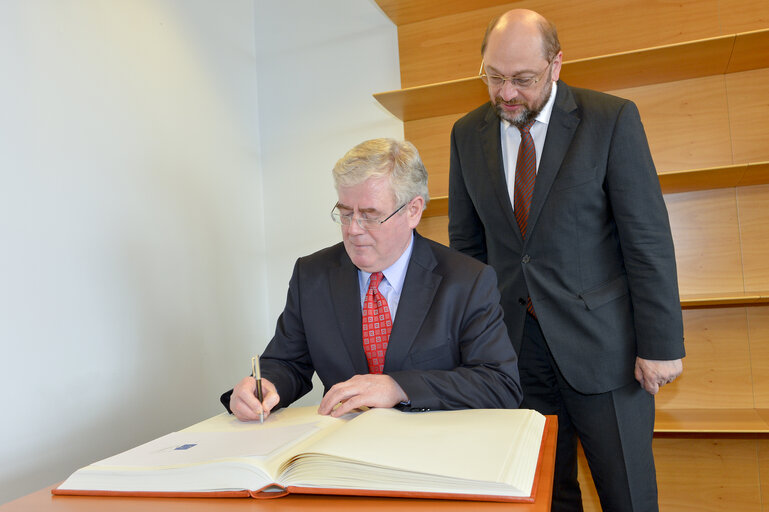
449, 81, 685, 394
221, 232, 522, 413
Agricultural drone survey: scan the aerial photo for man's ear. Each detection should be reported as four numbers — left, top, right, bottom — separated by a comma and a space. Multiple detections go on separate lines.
406, 196, 425, 229
550, 50, 563, 82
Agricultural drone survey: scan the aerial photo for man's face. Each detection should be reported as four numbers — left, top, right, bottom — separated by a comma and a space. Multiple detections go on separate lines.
336, 176, 422, 273
482, 29, 562, 127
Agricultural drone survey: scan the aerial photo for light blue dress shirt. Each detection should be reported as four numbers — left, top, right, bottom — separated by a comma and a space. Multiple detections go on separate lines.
357, 232, 414, 321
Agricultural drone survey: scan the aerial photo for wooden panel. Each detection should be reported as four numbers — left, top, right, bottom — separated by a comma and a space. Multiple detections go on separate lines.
417, 215, 449, 246
741, 162, 769, 187
376, 32, 769, 123
579, 439, 765, 511
560, 34, 734, 92
655, 308, 753, 410
374, 78, 487, 122
613, 75, 733, 172
397, 0, 721, 88
761, 439, 769, 512
655, 408, 769, 433
728, 29, 769, 72
655, 438, 763, 512
657, 161, 769, 194
423, 197, 448, 218
738, 185, 769, 291
664, 188, 743, 295
727, 68, 769, 164
420, 163, 769, 215
406, 113, 463, 197
374, 0, 514, 26
680, 292, 769, 308
719, 0, 769, 34
658, 164, 748, 193
749, 307, 769, 408
397, 4, 505, 89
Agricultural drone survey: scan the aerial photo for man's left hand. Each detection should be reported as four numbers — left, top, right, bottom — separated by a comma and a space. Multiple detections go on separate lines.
318, 374, 408, 418
634, 357, 683, 395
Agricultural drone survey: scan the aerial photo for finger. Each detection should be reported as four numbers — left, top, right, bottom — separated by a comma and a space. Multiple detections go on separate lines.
261, 389, 280, 419
318, 393, 346, 415
232, 386, 267, 422
231, 396, 261, 422
319, 382, 358, 414
239, 388, 265, 416
330, 395, 365, 418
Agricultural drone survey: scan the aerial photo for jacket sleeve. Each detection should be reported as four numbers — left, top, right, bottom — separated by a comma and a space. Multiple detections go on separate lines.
448, 123, 488, 263
606, 100, 685, 360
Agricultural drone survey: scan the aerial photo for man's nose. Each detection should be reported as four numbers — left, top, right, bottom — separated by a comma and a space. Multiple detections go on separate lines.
498, 80, 519, 102
346, 217, 366, 235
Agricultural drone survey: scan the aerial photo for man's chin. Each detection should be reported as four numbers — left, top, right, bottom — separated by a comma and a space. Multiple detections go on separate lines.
495, 104, 529, 126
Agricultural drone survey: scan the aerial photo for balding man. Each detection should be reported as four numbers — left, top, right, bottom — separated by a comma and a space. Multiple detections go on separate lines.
448, 9, 684, 512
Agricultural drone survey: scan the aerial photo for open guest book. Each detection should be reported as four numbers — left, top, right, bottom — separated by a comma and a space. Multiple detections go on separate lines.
54, 405, 552, 503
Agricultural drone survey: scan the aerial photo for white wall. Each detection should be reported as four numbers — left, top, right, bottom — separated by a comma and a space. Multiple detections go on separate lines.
0, 0, 400, 504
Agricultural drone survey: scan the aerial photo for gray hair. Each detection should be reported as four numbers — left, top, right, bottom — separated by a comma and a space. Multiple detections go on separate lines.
332, 138, 430, 209
481, 13, 561, 62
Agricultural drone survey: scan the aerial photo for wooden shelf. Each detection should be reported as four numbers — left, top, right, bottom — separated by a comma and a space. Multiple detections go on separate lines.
655, 408, 769, 434
659, 161, 769, 193
422, 161, 769, 217
374, 29, 769, 122
374, 0, 510, 26
679, 292, 769, 309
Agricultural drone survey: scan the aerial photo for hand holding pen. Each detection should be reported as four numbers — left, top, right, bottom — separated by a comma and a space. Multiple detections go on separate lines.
229, 357, 280, 423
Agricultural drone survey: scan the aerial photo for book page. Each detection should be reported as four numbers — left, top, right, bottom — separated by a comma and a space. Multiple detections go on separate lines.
57, 406, 347, 493
88, 424, 319, 468
279, 408, 545, 497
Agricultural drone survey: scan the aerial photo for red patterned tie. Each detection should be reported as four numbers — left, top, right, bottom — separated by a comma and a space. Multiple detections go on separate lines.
514, 119, 537, 239
362, 272, 392, 374
514, 119, 537, 316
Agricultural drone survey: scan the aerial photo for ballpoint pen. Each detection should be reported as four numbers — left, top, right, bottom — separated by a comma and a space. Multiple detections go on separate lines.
252, 356, 264, 424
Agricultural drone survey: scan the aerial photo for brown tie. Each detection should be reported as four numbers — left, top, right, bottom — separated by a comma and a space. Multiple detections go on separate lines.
514, 120, 537, 316
514, 119, 537, 239
362, 272, 392, 374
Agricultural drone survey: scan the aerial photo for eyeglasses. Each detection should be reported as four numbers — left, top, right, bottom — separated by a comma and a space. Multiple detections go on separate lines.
330, 202, 407, 230
478, 59, 552, 90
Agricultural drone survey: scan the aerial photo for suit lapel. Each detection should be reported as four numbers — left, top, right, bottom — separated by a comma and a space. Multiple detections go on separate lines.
527, 82, 580, 240
329, 250, 370, 374
384, 233, 441, 372
480, 105, 523, 242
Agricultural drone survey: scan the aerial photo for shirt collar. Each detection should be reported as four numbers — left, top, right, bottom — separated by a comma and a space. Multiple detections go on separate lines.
358, 231, 414, 294
501, 81, 558, 131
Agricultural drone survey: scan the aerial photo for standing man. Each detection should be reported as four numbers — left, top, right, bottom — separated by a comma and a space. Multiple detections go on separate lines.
224, 138, 522, 420
449, 9, 684, 512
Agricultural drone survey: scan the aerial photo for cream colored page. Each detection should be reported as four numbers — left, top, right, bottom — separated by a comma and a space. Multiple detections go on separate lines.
58, 406, 348, 492
298, 408, 545, 485
180, 406, 349, 478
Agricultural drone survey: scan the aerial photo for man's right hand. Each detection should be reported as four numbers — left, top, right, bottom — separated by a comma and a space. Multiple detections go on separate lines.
229, 376, 280, 422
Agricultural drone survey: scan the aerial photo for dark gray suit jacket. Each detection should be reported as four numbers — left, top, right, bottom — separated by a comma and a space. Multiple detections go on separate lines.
221, 232, 522, 413
449, 80, 685, 394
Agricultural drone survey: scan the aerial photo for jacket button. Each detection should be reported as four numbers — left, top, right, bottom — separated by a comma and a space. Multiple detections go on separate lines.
522, 255, 531, 263
519, 297, 526, 305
